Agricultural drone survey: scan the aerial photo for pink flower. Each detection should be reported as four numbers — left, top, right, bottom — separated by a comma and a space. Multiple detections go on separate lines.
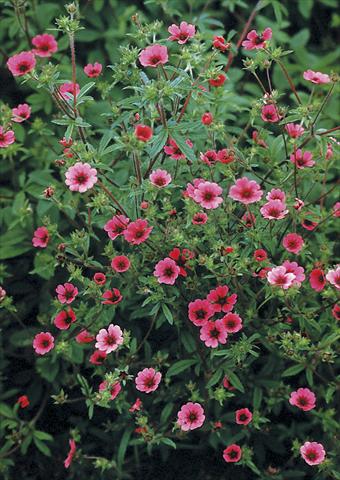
59, 82, 80, 100
123, 219, 153, 245
135, 124, 153, 142
177, 402, 205, 431
65, 162, 98, 193
207, 285, 237, 313
184, 178, 205, 199
149, 169, 172, 187
168, 22, 196, 44
76, 329, 95, 344
217, 148, 234, 164
223, 444, 242, 463
252, 130, 268, 148
0, 127, 15, 148
289, 388, 316, 411
64, 439, 76, 469
326, 266, 340, 290
266, 188, 286, 203
95, 324, 123, 353
254, 249, 267, 262
192, 212, 208, 225
32, 34, 58, 57
154, 257, 180, 285
164, 138, 193, 159
282, 233, 304, 254
212, 36, 231, 52
139, 44, 168, 67
222, 312, 243, 333
260, 200, 289, 220
32, 226, 50, 248
7, 51, 36, 76
111, 255, 131, 273
200, 150, 218, 166
267, 266, 296, 289
104, 215, 130, 240
188, 299, 214, 326
309, 268, 326, 292
235, 408, 252, 425
229, 177, 263, 204
99, 380, 121, 400
17, 395, 30, 408
193, 181, 223, 209
300, 442, 326, 466
129, 398, 142, 412
12, 103, 31, 123
333, 202, 340, 218
242, 27, 272, 49
102, 288, 122, 305
93, 272, 106, 285
285, 123, 305, 138
135, 368, 161, 393
84, 62, 102, 77
54, 308, 76, 330
261, 104, 281, 122
282, 260, 305, 286
208, 74, 226, 87
33, 332, 54, 355
303, 69, 330, 84
290, 149, 315, 169
201, 112, 213, 125
332, 303, 340, 320
89, 350, 106, 365
56, 283, 78, 304
200, 320, 228, 348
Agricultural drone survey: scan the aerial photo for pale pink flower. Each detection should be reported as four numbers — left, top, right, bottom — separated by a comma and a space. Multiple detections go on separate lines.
242, 28, 272, 50
303, 70, 330, 84
56, 283, 78, 304
12, 103, 31, 123
168, 22, 196, 44
290, 149, 315, 169
184, 178, 205, 199
32, 33, 58, 57
267, 266, 296, 289
0, 127, 15, 148
289, 388, 316, 411
326, 266, 340, 290
154, 257, 180, 285
282, 260, 305, 286
200, 320, 228, 348
95, 324, 123, 353
65, 162, 98, 192
193, 181, 223, 209
177, 402, 205, 431
282, 233, 304, 254
260, 200, 288, 220
285, 123, 305, 138
266, 188, 286, 203
149, 169, 171, 187
300, 442, 326, 465
229, 177, 263, 204
33, 332, 54, 355
139, 44, 168, 67
32, 226, 50, 248
135, 368, 161, 393
99, 380, 121, 400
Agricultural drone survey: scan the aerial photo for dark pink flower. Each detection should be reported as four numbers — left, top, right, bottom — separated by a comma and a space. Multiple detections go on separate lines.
282, 233, 304, 254
300, 441, 326, 465
84, 62, 102, 77
303, 69, 330, 84
12, 103, 31, 123
104, 215, 130, 240
0, 127, 15, 148
123, 219, 153, 245
217, 148, 235, 164
229, 177, 263, 204
200, 320, 228, 348
164, 138, 193, 159
242, 212, 256, 227
332, 303, 340, 320
139, 44, 168, 67
32, 34, 58, 57
76, 329, 95, 344
54, 308, 76, 330
168, 22, 195, 44
285, 123, 305, 138
252, 130, 268, 148
135, 368, 161, 393
254, 249, 267, 262
200, 149, 218, 166
33, 332, 54, 355
207, 285, 237, 313
111, 255, 131, 273
154, 257, 180, 285
149, 169, 171, 187
93, 272, 106, 285
193, 181, 223, 209
65, 162, 98, 192
99, 380, 121, 400
102, 288, 123, 305
32, 226, 50, 248
89, 350, 106, 365
289, 388, 316, 411
290, 149, 315, 169
169, 247, 194, 277
212, 35, 231, 52
222, 312, 243, 333
135, 124, 153, 142
56, 283, 78, 304
129, 398, 142, 412
95, 324, 123, 353
177, 402, 205, 431
294, 198, 305, 211
64, 439, 76, 469
309, 268, 326, 292
192, 212, 208, 225
235, 408, 252, 425
201, 112, 213, 125
188, 299, 214, 326
7, 51, 36, 76
332, 202, 340, 218
261, 104, 281, 122
242, 27, 272, 50
223, 444, 242, 463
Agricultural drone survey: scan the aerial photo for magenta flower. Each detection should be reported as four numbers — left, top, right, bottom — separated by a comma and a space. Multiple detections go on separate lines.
95, 324, 123, 353
282, 260, 305, 286
7, 51, 36, 76
59, 82, 80, 100
300, 441, 326, 466
229, 177, 263, 204
177, 402, 205, 431
261, 104, 281, 122
84, 62, 102, 78
164, 138, 193, 159
285, 123, 305, 138
326, 266, 340, 290
123, 219, 153, 245
192, 212, 208, 225
99, 380, 122, 400
54, 308, 76, 330
242, 27, 272, 50
188, 299, 214, 326
193, 181, 223, 209
303, 69, 330, 84
12, 103, 31, 123
32, 33, 58, 57
207, 285, 237, 313
102, 288, 122, 305
149, 169, 172, 187
282, 233, 304, 254
222, 312, 243, 333
200, 320, 228, 348
139, 44, 168, 67
134, 124, 153, 142
32, 226, 50, 248
289, 388, 316, 411
0, 126, 15, 148
290, 149, 315, 169
56, 283, 78, 304
111, 255, 131, 273
135, 368, 161, 393
168, 22, 196, 44
65, 162, 98, 193
235, 408, 252, 425
154, 257, 180, 285
309, 269, 326, 292
260, 200, 289, 220
267, 266, 296, 289
33, 332, 55, 355
223, 444, 242, 463
266, 188, 286, 203
104, 215, 130, 240
64, 439, 76, 469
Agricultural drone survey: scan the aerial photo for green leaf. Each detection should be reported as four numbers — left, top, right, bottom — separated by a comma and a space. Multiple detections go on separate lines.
34, 430, 53, 442
253, 387, 262, 409
206, 368, 223, 389
225, 371, 245, 393
160, 438, 176, 449
33, 438, 51, 456
161, 304, 173, 325
78, 82, 96, 99
167, 359, 197, 377
282, 364, 305, 377
148, 128, 168, 158
117, 427, 133, 469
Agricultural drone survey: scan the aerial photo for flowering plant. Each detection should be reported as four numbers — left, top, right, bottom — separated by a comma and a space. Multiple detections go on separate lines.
0, 1, 339, 478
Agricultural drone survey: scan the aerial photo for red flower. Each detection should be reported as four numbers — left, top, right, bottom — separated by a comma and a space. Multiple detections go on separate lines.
309, 269, 326, 292
235, 408, 252, 425
134, 124, 153, 142
54, 308, 76, 330
129, 398, 142, 412
17, 395, 30, 408
254, 249, 267, 261
164, 138, 193, 160
208, 74, 226, 87
169, 247, 194, 277
332, 303, 340, 320
212, 36, 231, 52
223, 444, 242, 463
217, 148, 234, 164
201, 112, 213, 125
102, 288, 122, 305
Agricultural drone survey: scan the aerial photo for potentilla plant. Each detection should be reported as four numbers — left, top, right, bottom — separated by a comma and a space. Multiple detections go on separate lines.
0, 2, 339, 478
